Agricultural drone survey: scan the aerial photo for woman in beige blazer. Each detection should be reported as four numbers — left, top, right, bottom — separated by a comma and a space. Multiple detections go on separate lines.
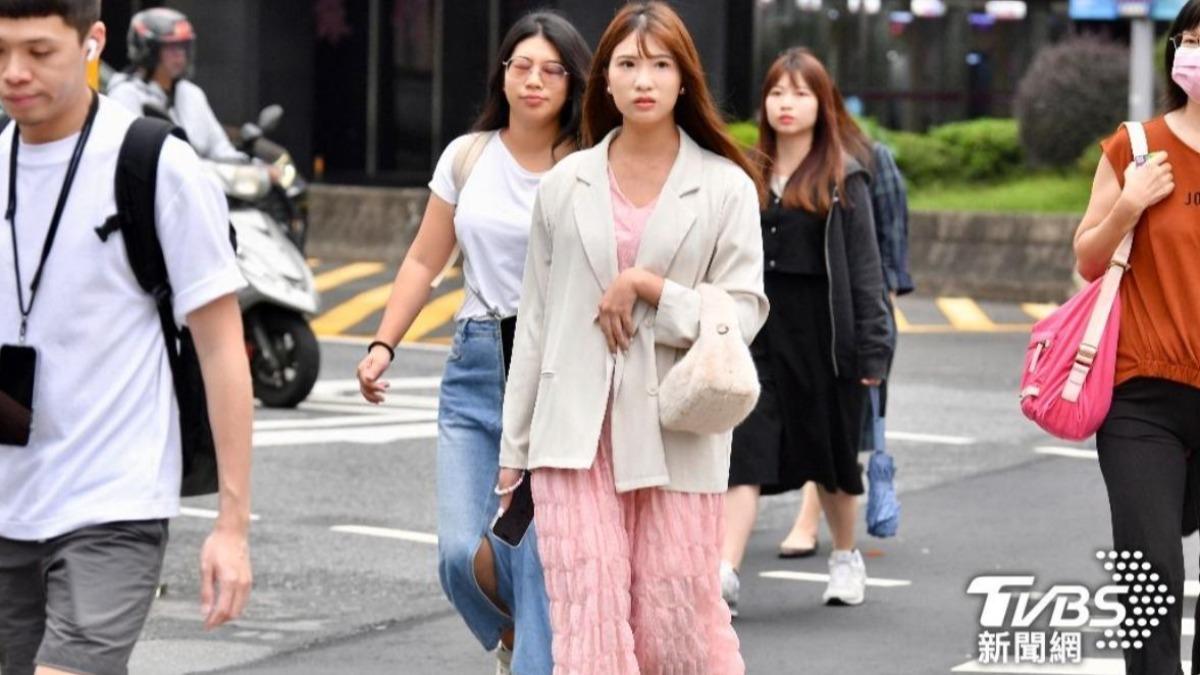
495, 2, 768, 672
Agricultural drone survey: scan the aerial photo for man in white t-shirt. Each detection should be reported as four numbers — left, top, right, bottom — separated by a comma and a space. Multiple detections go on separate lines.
0, 4, 254, 674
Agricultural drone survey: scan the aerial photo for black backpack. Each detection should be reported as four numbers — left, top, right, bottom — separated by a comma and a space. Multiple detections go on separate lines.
99, 117, 231, 497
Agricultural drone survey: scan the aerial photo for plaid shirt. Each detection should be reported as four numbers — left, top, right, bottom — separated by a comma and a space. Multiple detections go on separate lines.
870, 143, 914, 295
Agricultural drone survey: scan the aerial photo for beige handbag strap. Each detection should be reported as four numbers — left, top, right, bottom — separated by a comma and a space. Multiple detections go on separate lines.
1062, 121, 1145, 403
432, 131, 496, 288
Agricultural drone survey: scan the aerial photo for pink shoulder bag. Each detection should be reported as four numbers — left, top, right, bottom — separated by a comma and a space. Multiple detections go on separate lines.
1018, 121, 1146, 441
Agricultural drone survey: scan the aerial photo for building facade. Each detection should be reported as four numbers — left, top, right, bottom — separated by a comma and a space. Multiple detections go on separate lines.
98, 0, 1182, 186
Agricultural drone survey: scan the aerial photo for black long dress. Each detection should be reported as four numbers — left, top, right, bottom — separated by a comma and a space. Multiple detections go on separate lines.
729, 194, 866, 497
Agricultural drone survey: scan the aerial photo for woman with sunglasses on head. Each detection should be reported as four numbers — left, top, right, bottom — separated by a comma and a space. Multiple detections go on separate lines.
498, 2, 767, 672
1075, 2, 1200, 672
719, 48, 892, 615
356, 11, 590, 675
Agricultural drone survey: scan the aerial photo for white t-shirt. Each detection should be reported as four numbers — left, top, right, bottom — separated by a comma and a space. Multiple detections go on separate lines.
0, 96, 246, 541
108, 73, 245, 162
428, 132, 544, 320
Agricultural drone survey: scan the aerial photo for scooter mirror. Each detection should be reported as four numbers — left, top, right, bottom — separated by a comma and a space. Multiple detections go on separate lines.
257, 104, 284, 134
241, 122, 263, 146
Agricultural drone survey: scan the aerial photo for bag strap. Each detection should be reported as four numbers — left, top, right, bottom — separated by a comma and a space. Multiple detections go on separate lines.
113, 118, 188, 376
434, 131, 496, 288
1062, 121, 1146, 403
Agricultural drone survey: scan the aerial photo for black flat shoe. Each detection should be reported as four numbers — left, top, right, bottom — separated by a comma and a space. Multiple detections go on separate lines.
778, 539, 819, 559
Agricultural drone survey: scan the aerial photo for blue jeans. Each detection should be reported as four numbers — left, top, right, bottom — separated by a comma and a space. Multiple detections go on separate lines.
436, 319, 552, 674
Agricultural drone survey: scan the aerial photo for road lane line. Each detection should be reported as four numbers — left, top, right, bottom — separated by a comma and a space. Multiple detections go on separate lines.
937, 297, 998, 332
313, 262, 386, 293
898, 324, 1032, 335
331, 525, 437, 545
254, 411, 437, 431
1035, 446, 1098, 460
311, 283, 393, 336
404, 289, 465, 342
311, 377, 443, 393
253, 422, 439, 447
180, 507, 261, 522
887, 431, 976, 446
1021, 303, 1059, 322
759, 570, 911, 588
306, 393, 440, 410
294, 401, 437, 417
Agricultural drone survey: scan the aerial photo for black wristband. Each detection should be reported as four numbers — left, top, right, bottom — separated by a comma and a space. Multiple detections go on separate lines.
368, 340, 395, 363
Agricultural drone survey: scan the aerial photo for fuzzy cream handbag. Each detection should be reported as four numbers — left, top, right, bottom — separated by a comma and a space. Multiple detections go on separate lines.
658, 284, 761, 434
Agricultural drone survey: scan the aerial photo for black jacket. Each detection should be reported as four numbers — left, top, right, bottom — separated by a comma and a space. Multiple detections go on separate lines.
760, 157, 893, 380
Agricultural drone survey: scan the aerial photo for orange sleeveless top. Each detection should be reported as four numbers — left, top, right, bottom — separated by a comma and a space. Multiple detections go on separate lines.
1100, 117, 1200, 390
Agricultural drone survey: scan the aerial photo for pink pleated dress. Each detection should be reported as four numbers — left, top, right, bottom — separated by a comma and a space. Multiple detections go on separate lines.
530, 167, 745, 674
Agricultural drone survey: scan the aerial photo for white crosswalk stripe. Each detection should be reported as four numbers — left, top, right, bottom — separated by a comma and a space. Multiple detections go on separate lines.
253, 377, 441, 446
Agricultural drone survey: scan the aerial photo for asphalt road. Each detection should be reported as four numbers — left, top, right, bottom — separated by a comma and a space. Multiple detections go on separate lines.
123, 325, 1200, 675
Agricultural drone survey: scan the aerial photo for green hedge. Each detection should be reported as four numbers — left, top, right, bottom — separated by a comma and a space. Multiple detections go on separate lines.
728, 121, 759, 149
725, 117, 1023, 187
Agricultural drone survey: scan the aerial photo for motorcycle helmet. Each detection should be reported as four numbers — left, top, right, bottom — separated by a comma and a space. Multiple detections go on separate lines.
127, 8, 195, 79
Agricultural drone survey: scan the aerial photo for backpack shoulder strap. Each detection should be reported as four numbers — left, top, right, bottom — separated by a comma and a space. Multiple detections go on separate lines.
435, 131, 495, 289
450, 130, 495, 195
113, 117, 186, 305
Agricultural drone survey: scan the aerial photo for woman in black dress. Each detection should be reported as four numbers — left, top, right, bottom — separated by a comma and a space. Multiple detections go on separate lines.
719, 48, 892, 613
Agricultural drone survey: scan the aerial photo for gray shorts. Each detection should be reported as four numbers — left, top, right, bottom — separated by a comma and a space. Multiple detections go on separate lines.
0, 520, 169, 675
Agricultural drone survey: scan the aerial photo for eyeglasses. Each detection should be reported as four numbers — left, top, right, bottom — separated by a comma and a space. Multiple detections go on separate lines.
503, 56, 568, 83
1170, 32, 1200, 51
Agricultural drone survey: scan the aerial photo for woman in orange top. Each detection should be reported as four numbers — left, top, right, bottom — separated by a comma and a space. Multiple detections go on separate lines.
1074, 2, 1200, 672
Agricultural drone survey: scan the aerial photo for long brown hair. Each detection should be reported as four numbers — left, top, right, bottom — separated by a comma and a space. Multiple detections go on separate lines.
756, 48, 849, 215
581, 1, 763, 201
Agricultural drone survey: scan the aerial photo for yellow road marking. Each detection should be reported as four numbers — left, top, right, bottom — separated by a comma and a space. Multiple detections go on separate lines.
935, 297, 997, 332
900, 323, 1032, 335
313, 262, 387, 293
1021, 303, 1059, 322
311, 283, 393, 336
403, 290, 465, 342
893, 305, 912, 332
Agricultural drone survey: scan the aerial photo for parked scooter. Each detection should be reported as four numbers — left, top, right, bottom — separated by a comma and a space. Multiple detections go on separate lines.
215, 161, 321, 408
144, 102, 322, 408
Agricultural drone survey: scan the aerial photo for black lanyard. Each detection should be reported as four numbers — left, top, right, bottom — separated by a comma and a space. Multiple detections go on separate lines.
7, 91, 100, 343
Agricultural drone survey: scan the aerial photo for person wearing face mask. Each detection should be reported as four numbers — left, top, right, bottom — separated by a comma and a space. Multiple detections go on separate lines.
1074, 1, 1200, 672
497, 2, 768, 671
107, 8, 244, 162
356, 12, 590, 675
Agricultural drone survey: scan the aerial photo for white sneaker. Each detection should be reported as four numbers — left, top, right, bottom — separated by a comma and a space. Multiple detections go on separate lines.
823, 549, 866, 606
720, 561, 740, 618
495, 642, 513, 675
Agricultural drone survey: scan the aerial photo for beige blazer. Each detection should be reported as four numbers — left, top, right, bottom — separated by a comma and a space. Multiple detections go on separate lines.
500, 128, 769, 493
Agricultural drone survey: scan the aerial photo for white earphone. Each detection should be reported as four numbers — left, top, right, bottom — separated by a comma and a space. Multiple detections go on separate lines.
85, 38, 99, 61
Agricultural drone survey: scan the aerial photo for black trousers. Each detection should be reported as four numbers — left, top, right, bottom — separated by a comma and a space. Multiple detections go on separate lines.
1097, 377, 1200, 675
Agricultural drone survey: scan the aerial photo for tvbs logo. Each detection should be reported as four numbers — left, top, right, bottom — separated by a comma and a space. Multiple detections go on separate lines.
967, 550, 1174, 654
